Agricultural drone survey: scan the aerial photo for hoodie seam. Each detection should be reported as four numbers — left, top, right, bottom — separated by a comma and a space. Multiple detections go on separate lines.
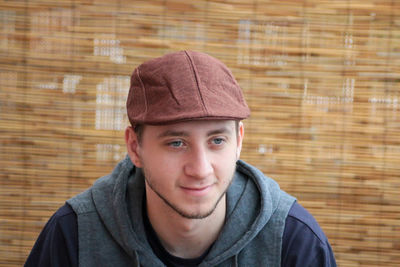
74, 209, 96, 216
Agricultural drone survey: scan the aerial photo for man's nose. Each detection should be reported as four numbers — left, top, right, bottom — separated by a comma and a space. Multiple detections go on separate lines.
183, 146, 213, 179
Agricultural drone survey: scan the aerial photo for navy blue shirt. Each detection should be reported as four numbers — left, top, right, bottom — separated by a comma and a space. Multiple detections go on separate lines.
25, 201, 336, 266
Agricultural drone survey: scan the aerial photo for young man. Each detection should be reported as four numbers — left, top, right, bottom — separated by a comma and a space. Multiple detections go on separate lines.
26, 51, 336, 266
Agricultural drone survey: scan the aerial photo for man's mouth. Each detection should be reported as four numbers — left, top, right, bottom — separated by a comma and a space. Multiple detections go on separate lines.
180, 184, 214, 197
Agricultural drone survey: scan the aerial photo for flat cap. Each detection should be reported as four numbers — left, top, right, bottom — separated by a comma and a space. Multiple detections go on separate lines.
126, 50, 250, 125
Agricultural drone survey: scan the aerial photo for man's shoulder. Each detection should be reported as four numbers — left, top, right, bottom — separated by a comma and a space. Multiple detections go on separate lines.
282, 201, 337, 266
66, 174, 113, 214
46, 203, 77, 232
53, 203, 76, 220
24, 203, 78, 267
66, 188, 95, 215
286, 201, 329, 244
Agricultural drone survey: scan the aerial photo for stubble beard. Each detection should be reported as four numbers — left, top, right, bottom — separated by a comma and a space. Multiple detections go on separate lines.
142, 166, 235, 220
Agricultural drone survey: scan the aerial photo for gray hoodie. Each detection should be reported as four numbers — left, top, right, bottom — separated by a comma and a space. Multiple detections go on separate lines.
67, 156, 295, 266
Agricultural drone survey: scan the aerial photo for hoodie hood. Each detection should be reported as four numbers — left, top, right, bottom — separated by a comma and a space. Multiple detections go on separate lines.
68, 155, 295, 266
201, 160, 294, 266
90, 155, 162, 265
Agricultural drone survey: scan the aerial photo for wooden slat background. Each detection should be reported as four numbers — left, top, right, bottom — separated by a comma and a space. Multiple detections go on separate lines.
0, 0, 399, 266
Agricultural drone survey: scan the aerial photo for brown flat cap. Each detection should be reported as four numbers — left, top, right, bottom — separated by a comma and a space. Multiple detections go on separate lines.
126, 50, 250, 125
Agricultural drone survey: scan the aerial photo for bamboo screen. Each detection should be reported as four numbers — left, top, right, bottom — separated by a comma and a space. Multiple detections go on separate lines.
0, 0, 399, 266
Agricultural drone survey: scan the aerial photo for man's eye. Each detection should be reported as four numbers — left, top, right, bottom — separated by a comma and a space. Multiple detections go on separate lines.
168, 140, 183, 147
212, 138, 225, 145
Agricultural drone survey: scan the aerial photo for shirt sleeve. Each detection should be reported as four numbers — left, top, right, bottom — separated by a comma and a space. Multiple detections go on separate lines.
24, 203, 78, 267
281, 201, 337, 267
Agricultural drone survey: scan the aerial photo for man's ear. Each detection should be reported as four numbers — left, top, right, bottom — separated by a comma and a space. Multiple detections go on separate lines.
236, 121, 244, 160
125, 126, 143, 167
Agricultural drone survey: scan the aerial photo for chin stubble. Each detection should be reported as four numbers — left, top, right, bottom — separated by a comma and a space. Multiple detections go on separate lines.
143, 169, 235, 220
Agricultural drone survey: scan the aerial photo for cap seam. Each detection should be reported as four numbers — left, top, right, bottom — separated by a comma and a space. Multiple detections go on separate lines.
184, 51, 208, 115
136, 67, 148, 121
166, 81, 180, 106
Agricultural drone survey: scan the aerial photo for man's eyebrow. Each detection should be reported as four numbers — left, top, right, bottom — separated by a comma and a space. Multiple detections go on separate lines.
157, 130, 189, 138
157, 126, 233, 138
206, 127, 232, 136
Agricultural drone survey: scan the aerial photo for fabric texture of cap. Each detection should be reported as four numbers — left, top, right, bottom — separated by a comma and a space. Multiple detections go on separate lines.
126, 50, 250, 125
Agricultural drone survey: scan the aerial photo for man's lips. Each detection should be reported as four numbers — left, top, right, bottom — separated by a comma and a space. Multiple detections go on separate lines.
180, 184, 214, 196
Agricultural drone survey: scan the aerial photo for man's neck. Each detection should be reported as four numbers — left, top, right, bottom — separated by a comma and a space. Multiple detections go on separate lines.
146, 195, 226, 259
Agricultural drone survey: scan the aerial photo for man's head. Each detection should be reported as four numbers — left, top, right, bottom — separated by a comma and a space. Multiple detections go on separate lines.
126, 120, 244, 219
124, 51, 250, 219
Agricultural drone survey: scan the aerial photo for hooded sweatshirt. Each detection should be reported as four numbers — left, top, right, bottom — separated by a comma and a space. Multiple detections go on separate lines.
66, 156, 295, 266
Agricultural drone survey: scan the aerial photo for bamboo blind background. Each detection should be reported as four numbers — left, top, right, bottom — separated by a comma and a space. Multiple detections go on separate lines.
0, 0, 399, 266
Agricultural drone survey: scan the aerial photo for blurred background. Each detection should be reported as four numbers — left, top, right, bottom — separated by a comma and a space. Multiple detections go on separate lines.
0, 0, 399, 266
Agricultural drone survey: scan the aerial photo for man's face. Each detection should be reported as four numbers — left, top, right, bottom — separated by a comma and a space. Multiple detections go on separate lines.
126, 120, 244, 219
